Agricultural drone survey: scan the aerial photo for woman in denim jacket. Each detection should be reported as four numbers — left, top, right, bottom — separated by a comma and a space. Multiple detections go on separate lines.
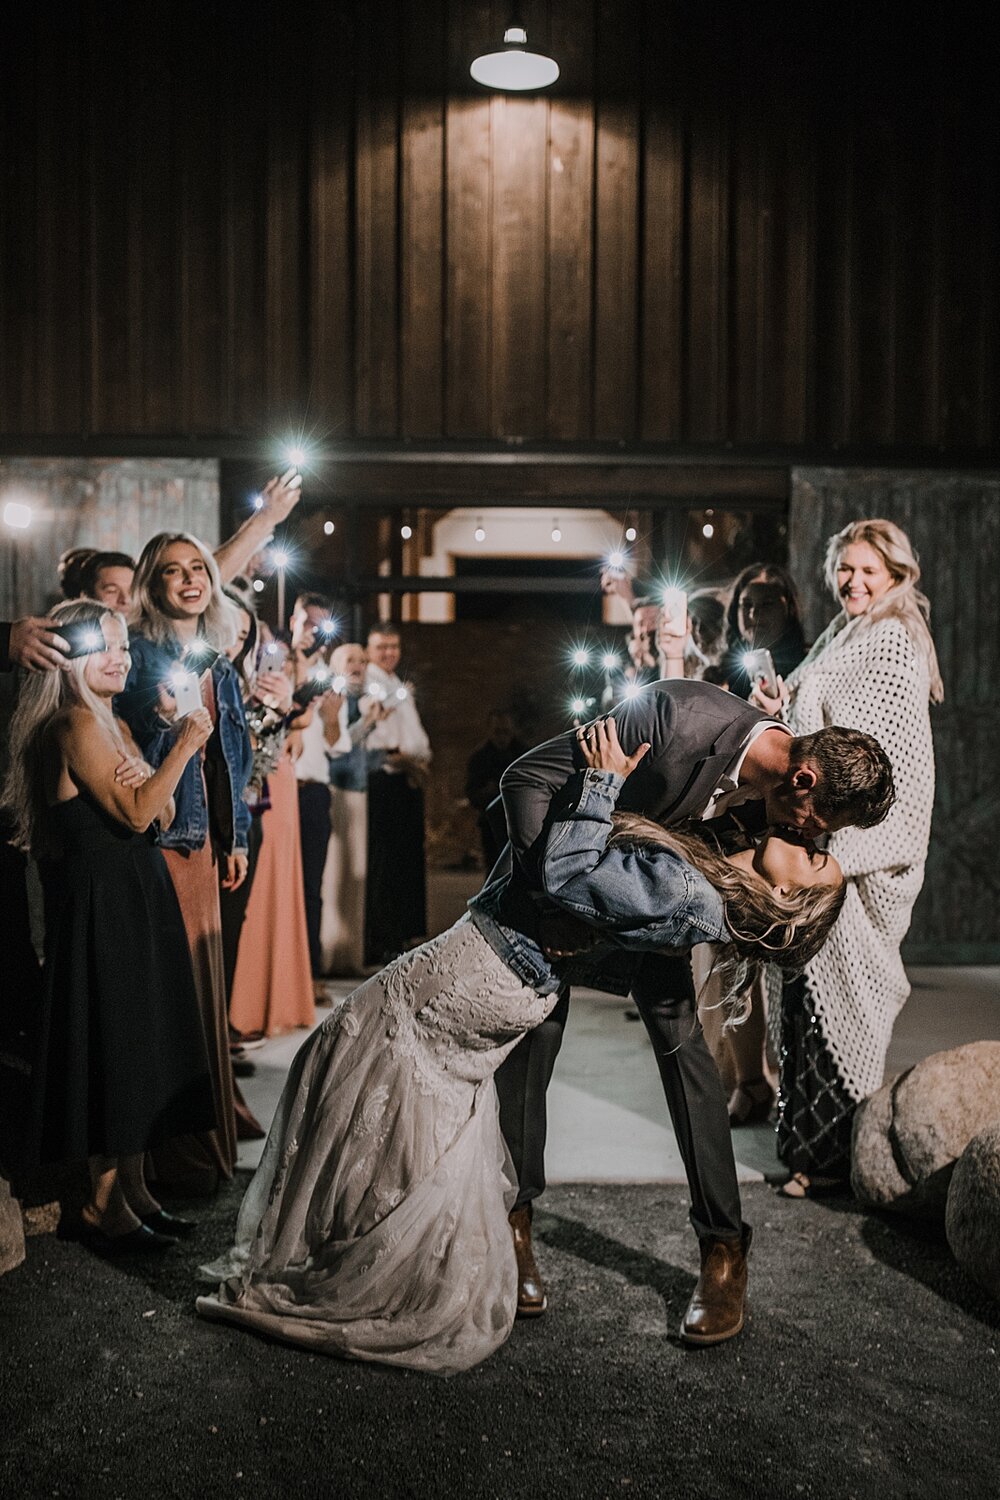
117, 532, 254, 1195
199, 717, 844, 1374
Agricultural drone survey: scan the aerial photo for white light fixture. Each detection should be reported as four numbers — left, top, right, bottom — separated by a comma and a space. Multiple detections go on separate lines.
400, 524, 413, 540
323, 520, 335, 536
602, 653, 619, 671
702, 522, 715, 539
2, 501, 33, 530
571, 648, 590, 667
251, 493, 263, 511
470, 25, 559, 92
252, 579, 265, 594
625, 526, 637, 542
551, 518, 562, 542
474, 516, 486, 542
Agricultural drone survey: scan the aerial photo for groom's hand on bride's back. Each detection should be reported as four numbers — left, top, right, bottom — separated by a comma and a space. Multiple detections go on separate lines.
539, 910, 602, 960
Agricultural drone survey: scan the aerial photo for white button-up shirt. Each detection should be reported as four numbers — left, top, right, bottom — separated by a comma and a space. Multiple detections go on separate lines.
700, 719, 789, 821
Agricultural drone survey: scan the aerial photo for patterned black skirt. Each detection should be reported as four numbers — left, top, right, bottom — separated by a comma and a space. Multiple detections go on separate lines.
776, 976, 855, 1180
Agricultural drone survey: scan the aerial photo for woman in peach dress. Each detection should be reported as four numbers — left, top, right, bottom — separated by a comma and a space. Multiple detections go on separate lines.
230, 746, 315, 1037
228, 625, 315, 1039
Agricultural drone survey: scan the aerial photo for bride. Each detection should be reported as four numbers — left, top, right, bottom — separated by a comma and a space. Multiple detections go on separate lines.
197, 718, 844, 1375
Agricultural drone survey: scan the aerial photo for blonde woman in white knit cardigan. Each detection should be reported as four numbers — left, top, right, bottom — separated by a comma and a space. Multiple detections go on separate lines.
752, 519, 943, 1198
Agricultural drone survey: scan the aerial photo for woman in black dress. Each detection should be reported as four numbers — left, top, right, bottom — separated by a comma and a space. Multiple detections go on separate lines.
1, 601, 216, 1251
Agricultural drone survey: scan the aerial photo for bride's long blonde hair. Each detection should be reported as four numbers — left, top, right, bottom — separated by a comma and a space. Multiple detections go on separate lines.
0, 601, 129, 857
824, 518, 944, 703
610, 813, 846, 1024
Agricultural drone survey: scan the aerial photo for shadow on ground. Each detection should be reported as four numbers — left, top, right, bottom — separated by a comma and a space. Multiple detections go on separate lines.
2, 1179, 997, 1500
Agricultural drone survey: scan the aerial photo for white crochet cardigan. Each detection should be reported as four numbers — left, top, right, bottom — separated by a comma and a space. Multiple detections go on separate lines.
775, 613, 935, 1101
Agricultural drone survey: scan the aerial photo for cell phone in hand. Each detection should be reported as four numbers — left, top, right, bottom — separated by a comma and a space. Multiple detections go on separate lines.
661, 586, 688, 633
292, 672, 332, 709
169, 667, 204, 718
61, 619, 108, 659
743, 647, 779, 697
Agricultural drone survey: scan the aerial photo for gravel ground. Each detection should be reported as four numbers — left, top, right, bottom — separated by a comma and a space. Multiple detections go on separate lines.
2, 1178, 998, 1500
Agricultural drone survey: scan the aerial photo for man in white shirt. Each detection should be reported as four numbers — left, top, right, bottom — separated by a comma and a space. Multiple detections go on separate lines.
364, 625, 432, 964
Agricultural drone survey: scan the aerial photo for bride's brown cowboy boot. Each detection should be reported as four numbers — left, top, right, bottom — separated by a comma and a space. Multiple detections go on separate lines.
680, 1223, 752, 1345
509, 1206, 546, 1317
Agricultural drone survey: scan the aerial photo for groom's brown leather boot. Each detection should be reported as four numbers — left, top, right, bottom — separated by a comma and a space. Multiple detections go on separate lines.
680, 1223, 751, 1345
509, 1206, 546, 1318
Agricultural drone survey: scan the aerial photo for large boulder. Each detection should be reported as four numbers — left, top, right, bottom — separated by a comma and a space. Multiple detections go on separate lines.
851, 1040, 1000, 1220
0, 1177, 25, 1277
945, 1123, 1000, 1300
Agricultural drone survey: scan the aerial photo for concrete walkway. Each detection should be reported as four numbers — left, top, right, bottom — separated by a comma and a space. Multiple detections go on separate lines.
239, 964, 1000, 1183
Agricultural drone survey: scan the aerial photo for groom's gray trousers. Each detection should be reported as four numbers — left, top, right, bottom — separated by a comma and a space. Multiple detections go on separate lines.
495, 954, 743, 1241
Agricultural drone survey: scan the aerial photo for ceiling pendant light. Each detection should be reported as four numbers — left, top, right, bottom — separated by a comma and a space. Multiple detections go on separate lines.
470, 24, 559, 92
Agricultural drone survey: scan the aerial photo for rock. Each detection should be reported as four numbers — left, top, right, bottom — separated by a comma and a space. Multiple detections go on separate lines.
851, 1040, 1000, 1219
22, 1201, 61, 1237
946, 1123, 1000, 1300
0, 1176, 26, 1277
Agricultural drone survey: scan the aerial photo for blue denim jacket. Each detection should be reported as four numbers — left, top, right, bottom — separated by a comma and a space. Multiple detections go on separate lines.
468, 769, 730, 995
115, 634, 253, 854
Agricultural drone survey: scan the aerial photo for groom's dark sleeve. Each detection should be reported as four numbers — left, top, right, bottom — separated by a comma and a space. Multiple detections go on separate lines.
500, 689, 676, 884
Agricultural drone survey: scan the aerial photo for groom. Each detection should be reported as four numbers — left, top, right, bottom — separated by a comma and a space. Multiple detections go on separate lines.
491, 679, 894, 1344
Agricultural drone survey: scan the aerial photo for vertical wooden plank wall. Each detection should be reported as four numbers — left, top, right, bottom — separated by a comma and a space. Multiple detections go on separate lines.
0, 0, 998, 451
789, 468, 1000, 959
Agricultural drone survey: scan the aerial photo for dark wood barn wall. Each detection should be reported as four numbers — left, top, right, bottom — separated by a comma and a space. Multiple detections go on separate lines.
1, 1, 997, 453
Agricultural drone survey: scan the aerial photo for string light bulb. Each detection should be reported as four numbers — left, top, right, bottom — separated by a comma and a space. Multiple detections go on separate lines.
400, 524, 413, 540
551, 519, 562, 542
625, 526, 637, 542
323, 521, 335, 536
474, 518, 486, 543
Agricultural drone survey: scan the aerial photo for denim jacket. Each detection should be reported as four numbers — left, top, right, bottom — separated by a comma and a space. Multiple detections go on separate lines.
115, 634, 253, 854
468, 769, 730, 995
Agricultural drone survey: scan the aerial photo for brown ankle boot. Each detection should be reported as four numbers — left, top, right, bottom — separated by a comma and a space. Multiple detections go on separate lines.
680, 1224, 752, 1345
509, 1206, 546, 1318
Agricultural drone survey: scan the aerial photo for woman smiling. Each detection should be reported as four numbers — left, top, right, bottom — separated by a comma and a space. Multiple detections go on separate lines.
117, 533, 255, 1194
753, 518, 942, 1197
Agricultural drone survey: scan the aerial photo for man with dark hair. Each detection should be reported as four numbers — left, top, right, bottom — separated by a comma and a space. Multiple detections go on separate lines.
492, 679, 894, 1344
79, 551, 136, 613
56, 547, 98, 600
794, 727, 896, 830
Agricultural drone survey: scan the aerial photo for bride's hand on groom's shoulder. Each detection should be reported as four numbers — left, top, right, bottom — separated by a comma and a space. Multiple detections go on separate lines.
576, 716, 651, 778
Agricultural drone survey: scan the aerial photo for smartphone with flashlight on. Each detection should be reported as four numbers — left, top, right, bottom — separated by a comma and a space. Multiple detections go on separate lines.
743, 647, 779, 698
292, 672, 333, 710
169, 667, 204, 719
61, 620, 108, 659
302, 618, 338, 658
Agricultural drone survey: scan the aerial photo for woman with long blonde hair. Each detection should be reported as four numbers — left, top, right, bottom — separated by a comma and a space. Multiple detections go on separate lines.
116, 532, 256, 1194
1, 600, 215, 1249
754, 517, 940, 1196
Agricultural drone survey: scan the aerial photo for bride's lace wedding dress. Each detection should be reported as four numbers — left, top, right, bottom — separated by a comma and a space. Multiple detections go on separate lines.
197, 916, 553, 1376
